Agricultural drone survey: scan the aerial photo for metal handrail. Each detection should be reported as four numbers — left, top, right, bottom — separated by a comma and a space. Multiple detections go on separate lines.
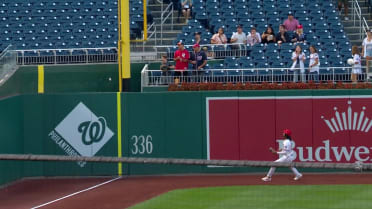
0, 45, 13, 59
0, 45, 18, 87
141, 64, 149, 92
160, 2, 174, 44
362, 17, 369, 38
352, 0, 370, 39
147, 22, 157, 44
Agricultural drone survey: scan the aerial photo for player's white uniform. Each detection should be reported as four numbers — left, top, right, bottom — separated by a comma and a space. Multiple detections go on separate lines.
266, 139, 301, 177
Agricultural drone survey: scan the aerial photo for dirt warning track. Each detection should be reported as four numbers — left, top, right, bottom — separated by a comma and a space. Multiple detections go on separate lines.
1, 173, 372, 209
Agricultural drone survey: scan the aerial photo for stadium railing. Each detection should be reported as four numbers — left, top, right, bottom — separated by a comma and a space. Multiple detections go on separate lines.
0, 45, 18, 86
15, 47, 118, 65
14, 43, 251, 65
141, 66, 367, 89
154, 43, 249, 60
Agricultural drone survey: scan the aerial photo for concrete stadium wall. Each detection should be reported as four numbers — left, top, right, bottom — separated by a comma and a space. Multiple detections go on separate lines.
1, 89, 372, 185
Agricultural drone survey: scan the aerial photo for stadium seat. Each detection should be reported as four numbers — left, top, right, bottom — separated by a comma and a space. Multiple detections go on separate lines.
0, 0, 155, 51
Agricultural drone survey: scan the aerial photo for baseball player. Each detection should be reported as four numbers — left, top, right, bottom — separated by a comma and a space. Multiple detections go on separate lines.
261, 129, 303, 182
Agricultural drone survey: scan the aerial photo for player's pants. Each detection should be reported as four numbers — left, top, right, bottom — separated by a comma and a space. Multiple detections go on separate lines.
266, 154, 301, 177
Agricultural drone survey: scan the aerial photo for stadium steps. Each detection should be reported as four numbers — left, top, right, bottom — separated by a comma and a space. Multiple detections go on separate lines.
146, 3, 187, 47
342, 0, 372, 46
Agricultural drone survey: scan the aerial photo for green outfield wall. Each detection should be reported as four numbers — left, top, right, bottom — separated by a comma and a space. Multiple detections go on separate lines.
1, 89, 372, 186
0, 96, 24, 185
0, 61, 227, 98
0, 63, 148, 98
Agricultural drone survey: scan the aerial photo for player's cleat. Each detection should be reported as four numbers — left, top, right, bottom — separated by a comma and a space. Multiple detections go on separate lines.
261, 176, 271, 182
294, 174, 303, 181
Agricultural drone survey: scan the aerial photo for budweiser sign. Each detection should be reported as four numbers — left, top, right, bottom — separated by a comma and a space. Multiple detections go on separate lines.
207, 96, 372, 163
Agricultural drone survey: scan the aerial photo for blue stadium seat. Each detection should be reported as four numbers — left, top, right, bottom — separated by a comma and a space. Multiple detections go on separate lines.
224, 57, 238, 66
238, 57, 252, 65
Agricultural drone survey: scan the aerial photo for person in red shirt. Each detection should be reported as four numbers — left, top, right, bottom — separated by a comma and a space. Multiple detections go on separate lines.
174, 41, 190, 80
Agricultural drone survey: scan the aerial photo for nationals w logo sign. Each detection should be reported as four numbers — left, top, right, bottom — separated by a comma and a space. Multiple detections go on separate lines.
78, 117, 107, 145
49, 102, 114, 167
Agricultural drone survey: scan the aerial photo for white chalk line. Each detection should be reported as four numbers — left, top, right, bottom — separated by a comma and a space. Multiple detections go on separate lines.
30, 176, 122, 209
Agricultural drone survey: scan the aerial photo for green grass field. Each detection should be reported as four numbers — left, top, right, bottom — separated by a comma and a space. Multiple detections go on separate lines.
129, 185, 372, 209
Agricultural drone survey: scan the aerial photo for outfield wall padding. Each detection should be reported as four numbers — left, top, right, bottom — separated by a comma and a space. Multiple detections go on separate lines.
2, 90, 372, 185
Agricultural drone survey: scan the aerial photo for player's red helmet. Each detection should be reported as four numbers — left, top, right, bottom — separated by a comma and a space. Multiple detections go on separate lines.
283, 129, 292, 137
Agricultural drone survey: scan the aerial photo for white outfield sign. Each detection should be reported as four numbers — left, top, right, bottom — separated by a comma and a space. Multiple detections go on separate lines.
49, 102, 114, 167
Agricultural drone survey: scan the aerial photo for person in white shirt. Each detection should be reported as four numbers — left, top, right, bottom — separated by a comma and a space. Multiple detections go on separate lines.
351, 45, 362, 83
290, 45, 306, 82
230, 24, 247, 45
308, 45, 320, 83
230, 25, 247, 49
247, 27, 261, 46
362, 30, 372, 74
262, 129, 303, 182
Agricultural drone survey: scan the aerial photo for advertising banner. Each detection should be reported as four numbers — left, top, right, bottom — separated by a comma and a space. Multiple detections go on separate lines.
207, 96, 372, 163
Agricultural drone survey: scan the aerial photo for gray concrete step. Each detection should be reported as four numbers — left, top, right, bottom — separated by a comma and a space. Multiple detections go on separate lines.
344, 27, 364, 33
343, 14, 372, 21
152, 30, 182, 38
154, 23, 186, 31
356, 7, 371, 14
145, 38, 175, 45
342, 19, 372, 27
153, 16, 188, 24
350, 40, 363, 46
148, 3, 173, 12
151, 10, 179, 18
343, 0, 371, 46
347, 33, 365, 40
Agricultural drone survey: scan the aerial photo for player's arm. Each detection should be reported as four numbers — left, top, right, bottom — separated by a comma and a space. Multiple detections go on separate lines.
269, 147, 281, 154
269, 147, 286, 154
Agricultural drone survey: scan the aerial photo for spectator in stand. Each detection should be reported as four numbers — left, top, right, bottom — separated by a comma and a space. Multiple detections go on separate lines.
283, 13, 299, 32
194, 32, 202, 44
276, 24, 290, 45
160, 55, 175, 84
247, 27, 261, 46
362, 30, 372, 74
180, 0, 193, 23
291, 25, 306, 43
202, 46, 214, 59
174, 41, 190, 82
290, 45, 306, 82
261, 26, 276, 44
351, 45, 362, 83
230, 24, 247, 46
338, 0, 349, 20
189, 43, 207, 81
211, 27, 227, 44
308, 46, 320, 83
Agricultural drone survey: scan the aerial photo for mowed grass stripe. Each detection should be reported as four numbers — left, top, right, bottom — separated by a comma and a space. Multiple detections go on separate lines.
128, 185, 372, 209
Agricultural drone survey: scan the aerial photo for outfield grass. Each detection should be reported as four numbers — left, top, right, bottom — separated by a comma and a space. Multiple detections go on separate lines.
129, 185, 372, 209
